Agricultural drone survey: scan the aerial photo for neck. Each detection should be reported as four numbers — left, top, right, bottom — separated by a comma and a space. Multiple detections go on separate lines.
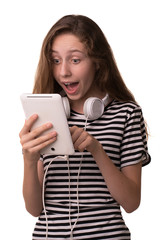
70, 91, 106, 114
70, 99, 85, 114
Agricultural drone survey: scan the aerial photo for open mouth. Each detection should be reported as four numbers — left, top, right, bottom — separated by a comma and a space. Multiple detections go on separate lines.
63, 82, 79, 94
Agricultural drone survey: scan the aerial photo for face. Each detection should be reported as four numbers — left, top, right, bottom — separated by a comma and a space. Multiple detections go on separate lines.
51, 33, 100, 111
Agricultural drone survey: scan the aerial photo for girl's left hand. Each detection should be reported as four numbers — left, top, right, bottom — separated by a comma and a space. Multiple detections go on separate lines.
70, 126, 101, 154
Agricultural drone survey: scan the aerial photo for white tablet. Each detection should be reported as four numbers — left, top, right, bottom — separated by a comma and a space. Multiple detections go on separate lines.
20, 93, 75, 155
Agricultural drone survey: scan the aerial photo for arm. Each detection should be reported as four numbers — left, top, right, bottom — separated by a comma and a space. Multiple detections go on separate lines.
91, 142, 141, 213
70, 126, 142, 213
23, 159, 44, 217
19, 114, 57, 217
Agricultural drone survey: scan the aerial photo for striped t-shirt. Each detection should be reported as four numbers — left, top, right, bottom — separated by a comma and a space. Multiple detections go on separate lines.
33, 99, 150, 240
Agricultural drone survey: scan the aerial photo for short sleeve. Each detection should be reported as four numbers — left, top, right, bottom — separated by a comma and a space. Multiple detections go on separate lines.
120, 105, 151, 168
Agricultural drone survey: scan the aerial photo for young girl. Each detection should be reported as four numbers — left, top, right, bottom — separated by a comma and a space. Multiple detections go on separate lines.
19, 15, 151, 240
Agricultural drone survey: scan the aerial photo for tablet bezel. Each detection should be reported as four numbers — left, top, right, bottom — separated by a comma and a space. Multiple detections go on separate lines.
20, 93, 75, 155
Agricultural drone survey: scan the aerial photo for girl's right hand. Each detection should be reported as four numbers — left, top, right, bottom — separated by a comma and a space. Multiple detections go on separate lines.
19, 114, 57, 163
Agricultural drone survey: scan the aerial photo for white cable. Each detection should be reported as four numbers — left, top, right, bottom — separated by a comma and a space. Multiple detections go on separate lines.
42, 155, 68, 240
69, 117, 88, 239
42, 118, 88, 240
67, 157, 73, 240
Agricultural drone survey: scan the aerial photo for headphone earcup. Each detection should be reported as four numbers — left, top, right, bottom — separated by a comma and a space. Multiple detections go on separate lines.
62, 97, 70, 119
83, 97, 104, 120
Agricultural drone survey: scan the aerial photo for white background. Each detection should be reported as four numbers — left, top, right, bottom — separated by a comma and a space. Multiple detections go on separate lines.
0, 0, 159, 239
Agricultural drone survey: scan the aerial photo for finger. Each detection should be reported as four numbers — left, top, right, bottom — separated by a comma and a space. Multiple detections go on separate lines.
19, 114, 38, 138
22, 131, 57, 150
20, 122, 53, 145
76, 140, 88, 152
28, 122, 53, 141
23, 137, 57, 155
32, 137, 57, 153
74, 130, 88, 150
70, 126, 84, 144
70, 126, 77, 134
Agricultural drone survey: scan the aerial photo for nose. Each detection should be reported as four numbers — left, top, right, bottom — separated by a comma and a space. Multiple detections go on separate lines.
60, 61, 71, 77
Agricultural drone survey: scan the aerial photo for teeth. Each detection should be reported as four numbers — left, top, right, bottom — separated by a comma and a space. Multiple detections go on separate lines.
64, 83, 71, 86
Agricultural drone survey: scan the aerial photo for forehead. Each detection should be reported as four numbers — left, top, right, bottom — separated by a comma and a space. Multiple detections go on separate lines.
51, 33, 86, 53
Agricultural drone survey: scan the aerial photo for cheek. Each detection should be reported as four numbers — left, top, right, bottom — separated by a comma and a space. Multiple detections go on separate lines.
80, 65, 96, 85
79, 62, 95, 78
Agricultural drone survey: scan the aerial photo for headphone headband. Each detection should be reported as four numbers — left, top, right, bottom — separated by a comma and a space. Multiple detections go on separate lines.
62, 94, 110, 120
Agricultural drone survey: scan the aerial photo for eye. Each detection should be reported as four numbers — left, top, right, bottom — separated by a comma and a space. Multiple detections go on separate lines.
71, 58, 80, 64
52, 58, 61, 64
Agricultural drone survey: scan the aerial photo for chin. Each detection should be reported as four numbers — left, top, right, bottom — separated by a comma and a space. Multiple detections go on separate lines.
65, 92, 81, 100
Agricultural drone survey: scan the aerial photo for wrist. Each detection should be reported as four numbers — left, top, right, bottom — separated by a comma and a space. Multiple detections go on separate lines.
23, 150, 40, 164
23, 157, 38, 168
90, 140, 103, 157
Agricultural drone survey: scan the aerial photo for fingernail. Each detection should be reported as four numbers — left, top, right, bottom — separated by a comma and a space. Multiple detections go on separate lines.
50, 131, 57, 137
32, 114, 38, 119
46, 122, 53, 128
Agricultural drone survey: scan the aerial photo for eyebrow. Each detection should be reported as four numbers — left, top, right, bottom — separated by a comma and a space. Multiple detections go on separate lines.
51, 49, 86, 54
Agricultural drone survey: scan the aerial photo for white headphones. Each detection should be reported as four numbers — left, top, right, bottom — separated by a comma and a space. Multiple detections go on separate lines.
62, 94, 109, 120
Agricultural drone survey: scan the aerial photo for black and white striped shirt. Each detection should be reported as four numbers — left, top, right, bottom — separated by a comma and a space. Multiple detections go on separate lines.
33, 100, 150, 240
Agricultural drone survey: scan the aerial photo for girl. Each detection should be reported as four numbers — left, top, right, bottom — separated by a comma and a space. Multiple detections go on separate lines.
19, 15, 151, 240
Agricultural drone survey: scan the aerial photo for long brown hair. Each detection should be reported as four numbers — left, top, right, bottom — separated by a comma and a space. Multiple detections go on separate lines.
33, 15, 135, 102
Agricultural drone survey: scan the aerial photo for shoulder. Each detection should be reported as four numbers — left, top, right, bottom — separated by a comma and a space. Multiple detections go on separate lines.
107, 99, 143, 119
109, 99, 140, 111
